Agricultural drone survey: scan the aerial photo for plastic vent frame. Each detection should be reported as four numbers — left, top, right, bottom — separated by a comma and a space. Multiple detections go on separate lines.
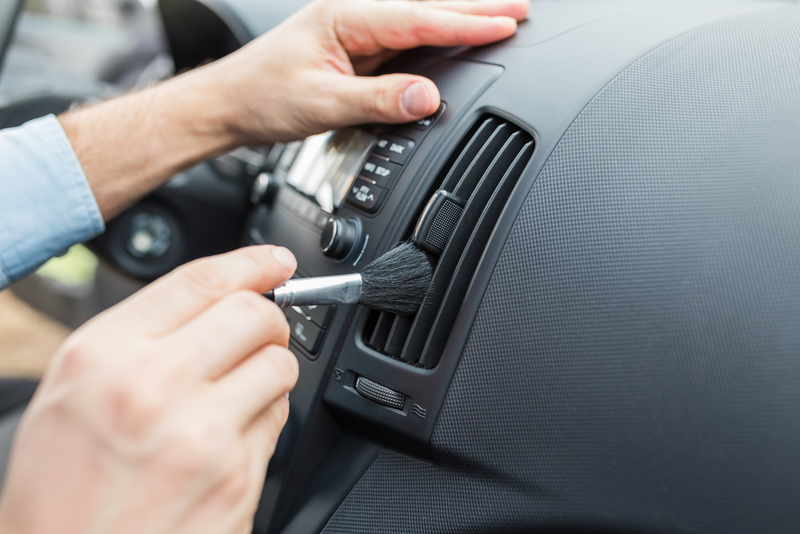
362, 114, 535, 368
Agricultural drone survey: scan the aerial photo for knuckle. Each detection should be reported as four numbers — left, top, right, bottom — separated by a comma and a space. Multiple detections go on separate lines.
55, 339, 92, 377
271, 347, 300, 387
408, 11, 433, 42
368, 82, 393, 119
271, 306, 291, 345
211, 448, 259, 508
103, 379, 164, 440
276, 395, 291, 428
230, 290, 271, 320
240, 246, 275, 277
231, 291, 289, 342
161, 422, 226, 477
240, 246, 295, 287
215, 464, 253, 508
53, 332, 104, 380
266, 397, 291, 442
179, 260, 231, 297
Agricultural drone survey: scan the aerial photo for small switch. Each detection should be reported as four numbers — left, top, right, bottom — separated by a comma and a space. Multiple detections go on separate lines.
359, 156, 401, 189
285, 307, 324, 356
410, 103, 446, 131
301, 304, 335, 328
355, 377, 405, 411
346, 179, 387, 213
372, 134, 415, 165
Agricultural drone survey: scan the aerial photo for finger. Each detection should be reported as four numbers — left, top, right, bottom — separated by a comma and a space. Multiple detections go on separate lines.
107, 246, 296, 337
319, 72, 441, 125
421, 0, 530, 20
165, 290, 290, 378
334, 0, 524, 56
212, 344, 298, 429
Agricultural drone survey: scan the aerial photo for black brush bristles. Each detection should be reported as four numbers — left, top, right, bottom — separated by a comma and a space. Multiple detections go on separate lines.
359, 242, 432, 316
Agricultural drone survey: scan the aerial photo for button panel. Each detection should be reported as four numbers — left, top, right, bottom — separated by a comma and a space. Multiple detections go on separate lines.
373, 134, 415, 165
346, 179, 388, 213
359, 156, 401, 189
345, 102, 444, 214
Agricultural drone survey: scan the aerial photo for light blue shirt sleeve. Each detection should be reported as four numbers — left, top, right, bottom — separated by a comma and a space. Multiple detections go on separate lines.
0, 114, 105, 289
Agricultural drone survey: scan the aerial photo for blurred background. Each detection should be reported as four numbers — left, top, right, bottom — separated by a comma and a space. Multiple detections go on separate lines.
0, 0, 169, 377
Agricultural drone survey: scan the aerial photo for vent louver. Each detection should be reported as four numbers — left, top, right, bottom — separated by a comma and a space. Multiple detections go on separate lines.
363, 115, 534, 368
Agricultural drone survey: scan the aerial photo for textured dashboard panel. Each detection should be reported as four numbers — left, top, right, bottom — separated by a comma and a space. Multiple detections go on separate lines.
324, 7, 800, 533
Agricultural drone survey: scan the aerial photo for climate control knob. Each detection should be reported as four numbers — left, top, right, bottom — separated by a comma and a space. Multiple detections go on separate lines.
320, 217, 359, 261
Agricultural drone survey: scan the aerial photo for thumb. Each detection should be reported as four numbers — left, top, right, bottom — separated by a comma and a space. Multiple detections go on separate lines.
331, 74, 441, 126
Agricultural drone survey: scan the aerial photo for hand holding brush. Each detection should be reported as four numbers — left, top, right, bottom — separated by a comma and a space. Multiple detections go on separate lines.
265, 243, 432, 316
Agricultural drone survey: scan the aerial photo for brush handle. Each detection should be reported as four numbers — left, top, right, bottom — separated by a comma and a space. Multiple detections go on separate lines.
265, 273, 362, 307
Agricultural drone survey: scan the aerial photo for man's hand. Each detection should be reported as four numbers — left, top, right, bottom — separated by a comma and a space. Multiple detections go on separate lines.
206, 0, 530, 143
0, 246, 298, 534
59, 0, 529, 219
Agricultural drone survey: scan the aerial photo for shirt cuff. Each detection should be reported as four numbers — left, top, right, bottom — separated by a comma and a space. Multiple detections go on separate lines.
0, 114, 105, 288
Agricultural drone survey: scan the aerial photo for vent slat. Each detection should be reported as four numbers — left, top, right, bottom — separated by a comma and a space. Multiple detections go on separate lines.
418, 139, 535, 367
385, 315, 412, 357
452, 123, 513, 199
440, 117, 499, 191
368, 311, 394, 350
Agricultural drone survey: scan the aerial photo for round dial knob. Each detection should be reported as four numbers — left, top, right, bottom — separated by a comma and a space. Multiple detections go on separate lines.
250, 172, 281, 206
127, 212, 172, 259
320, 217, 359, 260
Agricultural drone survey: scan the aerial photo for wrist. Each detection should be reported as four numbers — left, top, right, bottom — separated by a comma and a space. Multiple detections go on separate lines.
157, 67, 242, 155
60, 69, 242, 220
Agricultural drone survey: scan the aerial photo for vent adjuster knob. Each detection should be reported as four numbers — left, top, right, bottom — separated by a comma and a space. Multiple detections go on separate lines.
413, 190, 465, 256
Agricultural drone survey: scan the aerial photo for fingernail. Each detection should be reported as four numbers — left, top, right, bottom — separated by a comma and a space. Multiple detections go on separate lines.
272, 247, 296, 271
402, 82, 431, 117
495, 16, 519, 31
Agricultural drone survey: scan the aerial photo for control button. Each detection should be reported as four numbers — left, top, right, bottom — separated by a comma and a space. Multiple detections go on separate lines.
346, 179, 387, 213
359, 156, 401, 189
372, 134, 415, 165
285, 307, 324, 356
320, 217, 359, 260
410, 102, 446, 131
301, 304, 335, 328
355, 377, 405, 411
250, 172, 281, 206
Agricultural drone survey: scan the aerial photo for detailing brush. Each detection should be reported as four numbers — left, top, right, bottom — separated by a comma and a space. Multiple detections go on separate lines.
265, 242, 432, 316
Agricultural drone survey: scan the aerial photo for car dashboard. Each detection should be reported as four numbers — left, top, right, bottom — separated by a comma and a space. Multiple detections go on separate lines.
63, 0, 800, 532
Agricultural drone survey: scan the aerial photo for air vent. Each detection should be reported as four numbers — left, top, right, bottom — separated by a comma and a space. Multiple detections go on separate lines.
362, 115, 534, 367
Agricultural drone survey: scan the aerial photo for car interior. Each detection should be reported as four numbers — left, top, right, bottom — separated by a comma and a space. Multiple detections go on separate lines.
2, 0, 800, 532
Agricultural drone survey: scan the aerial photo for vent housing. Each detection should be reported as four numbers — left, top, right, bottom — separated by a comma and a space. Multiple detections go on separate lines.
362, 115, 535, 368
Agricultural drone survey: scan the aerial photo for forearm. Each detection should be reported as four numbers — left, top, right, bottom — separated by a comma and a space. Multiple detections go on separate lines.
59, 68, 237, 221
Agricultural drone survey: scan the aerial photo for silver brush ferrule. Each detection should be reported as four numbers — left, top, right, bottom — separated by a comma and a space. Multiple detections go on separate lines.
269, 273, 362, 307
